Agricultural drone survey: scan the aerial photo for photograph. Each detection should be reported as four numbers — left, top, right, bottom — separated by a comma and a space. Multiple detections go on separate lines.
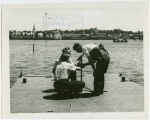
1, 1, 149, 119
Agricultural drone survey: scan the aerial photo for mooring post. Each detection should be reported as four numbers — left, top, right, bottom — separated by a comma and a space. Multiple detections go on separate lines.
19, 71, 22, 78
121, 77, 125, 82
33, 44, 34, 52
23, 78, 27, 83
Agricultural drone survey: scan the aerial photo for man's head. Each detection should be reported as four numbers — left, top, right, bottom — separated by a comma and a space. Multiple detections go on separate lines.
61, 53, 70, 62
73, 43, 82, 53
62, 47, 71, 55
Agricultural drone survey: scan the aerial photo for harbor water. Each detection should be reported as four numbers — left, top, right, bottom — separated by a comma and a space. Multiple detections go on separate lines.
10, 40, 143, 88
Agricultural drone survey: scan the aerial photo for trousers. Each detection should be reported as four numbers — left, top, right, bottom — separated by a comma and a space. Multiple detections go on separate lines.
90, 46, 110, 94
94, 62, 106, 93
53, 79, 85, 93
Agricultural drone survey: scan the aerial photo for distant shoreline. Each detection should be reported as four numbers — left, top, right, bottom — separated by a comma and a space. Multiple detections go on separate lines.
9, 39, 113, 40
9, 39, 142, 41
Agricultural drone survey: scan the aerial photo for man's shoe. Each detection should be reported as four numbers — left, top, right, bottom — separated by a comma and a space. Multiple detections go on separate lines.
94, 91, 100, 96
91, 91, 100, 96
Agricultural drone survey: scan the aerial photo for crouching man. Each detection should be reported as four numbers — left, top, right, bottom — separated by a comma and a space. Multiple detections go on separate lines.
53, 47, 76, 81
54, 53, 85, 96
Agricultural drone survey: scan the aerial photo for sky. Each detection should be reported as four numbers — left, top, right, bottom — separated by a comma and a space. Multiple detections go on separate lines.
9, 4, 144, 32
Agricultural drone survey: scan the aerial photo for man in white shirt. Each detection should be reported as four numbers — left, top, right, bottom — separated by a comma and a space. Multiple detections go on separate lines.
73, 43, 110, 96
53, 47, 76, 81
55, 60, 79, 80
54, 54, 85, 95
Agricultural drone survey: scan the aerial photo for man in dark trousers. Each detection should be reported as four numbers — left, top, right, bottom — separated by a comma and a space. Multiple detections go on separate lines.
73, 43, 110, 96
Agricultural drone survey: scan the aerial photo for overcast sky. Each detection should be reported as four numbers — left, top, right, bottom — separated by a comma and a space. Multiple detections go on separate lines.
9, 4, 144, 32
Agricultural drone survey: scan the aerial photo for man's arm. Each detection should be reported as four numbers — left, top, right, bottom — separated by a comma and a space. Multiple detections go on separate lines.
82, 47, 95, 71
76, 66, 81, 71
52, 60, 59, 74
77, 62, 90, 68
87, 55, 96, 71
66, 62, 81, 71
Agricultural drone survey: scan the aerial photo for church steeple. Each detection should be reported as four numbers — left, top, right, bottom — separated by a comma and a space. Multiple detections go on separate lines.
32, 23, 36, 34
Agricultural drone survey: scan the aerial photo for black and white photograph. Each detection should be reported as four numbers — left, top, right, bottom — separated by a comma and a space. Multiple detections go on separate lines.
1, 1, 149, 119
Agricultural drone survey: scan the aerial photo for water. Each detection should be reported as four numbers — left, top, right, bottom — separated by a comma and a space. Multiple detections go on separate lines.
10, 40, 143, 88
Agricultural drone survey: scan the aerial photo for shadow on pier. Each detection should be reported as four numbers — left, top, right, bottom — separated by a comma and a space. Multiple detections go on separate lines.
42, 89, 56, 93
42, 89, 94, 100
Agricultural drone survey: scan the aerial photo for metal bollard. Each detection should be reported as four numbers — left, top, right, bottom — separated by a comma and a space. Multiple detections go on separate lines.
23, 78, 27, 83
121, 77, 125, 82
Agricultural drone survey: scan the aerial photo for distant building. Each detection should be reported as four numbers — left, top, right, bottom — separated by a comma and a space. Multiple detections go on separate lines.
49, 33, 53, 39
43, 32, 53, 39
113, 33, 120, 39
121, 33, 128, 38
22, 31, 28, 36
132, 32, 143, 40
26, 31, 32, 36
107, 33, 114, 40
38, 32, 44, 38
128, 34, 134, 39
45, 34, 50, 39
15, 31, 19, 35
90, 33, 106, 40
52, 31, 61, 40
9, 30, 14, 39
139, 33, 143, 40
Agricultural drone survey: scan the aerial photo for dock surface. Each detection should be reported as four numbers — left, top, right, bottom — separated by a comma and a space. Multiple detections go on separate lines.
10, 74, 144, 113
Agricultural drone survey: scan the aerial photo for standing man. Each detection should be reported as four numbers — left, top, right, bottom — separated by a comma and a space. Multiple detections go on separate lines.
73, 43, 110, 96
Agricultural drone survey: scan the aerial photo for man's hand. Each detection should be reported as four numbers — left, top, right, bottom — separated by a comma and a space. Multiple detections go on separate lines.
77, 62, 86, 69
76, 66, 81, 71
76, 61, 81, 67
81, 64, 86, 69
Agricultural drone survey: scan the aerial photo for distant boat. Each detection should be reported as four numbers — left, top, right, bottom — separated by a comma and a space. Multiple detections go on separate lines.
113, 38, 128, 43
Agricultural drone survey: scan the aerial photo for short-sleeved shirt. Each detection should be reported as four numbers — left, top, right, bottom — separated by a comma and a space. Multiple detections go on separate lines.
55, 62, 77, 80
82, 44, 99, 57
54, 56, 74, 70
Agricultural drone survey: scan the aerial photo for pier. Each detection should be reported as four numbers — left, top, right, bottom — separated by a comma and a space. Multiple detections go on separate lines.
10, 73, 144, 113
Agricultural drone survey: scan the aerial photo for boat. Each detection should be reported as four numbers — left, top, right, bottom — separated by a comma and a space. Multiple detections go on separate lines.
113, 38, 128, 43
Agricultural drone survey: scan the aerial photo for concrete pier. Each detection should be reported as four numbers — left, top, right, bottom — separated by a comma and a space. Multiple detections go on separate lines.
10, 74, 144, 113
